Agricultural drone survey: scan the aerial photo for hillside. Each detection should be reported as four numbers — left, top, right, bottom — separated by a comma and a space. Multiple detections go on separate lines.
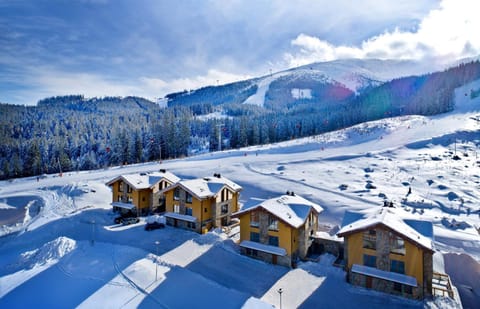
1, 78, 479, 308
1, 59, 480, 181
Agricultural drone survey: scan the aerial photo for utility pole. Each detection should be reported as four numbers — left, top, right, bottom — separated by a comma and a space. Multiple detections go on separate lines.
91, 220, 95, 246
277, 288, 283, 309
155, 240, 160, 281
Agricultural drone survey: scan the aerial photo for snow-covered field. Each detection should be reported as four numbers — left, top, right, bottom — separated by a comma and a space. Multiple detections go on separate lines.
1, 81, 480, 308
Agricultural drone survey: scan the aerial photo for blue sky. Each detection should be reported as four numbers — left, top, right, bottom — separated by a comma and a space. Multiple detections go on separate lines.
1, 0, 479, 105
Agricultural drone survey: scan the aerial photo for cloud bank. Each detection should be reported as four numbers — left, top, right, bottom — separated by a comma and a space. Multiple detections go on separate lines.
285, 0, 480, 67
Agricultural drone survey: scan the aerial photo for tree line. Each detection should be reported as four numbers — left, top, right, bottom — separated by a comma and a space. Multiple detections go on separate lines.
1, 60, 479, 180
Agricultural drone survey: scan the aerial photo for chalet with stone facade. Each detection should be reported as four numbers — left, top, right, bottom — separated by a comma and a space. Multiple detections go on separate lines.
337, 206, 434, 299
233, 192, 323, 267
106, 170, 180, 216
161, 173, 242, 233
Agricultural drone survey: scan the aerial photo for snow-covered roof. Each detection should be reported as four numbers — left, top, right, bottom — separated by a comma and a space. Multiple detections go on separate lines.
352, 264, 417, 287
234, 194, 323, 229
164, 212, 197, 223
168, 174, 242, 200
239, 240, 287, 256
111, 202, 135, 210
106, 170, 180, 190
337, 207, 434, 251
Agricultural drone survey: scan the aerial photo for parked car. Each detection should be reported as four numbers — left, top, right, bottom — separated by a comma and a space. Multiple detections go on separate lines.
121, 217, 140, 225
145, 221, 165, 231
114, 212, 136, 224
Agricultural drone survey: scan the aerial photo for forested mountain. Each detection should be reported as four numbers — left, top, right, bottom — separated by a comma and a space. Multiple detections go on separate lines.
1, 59, 480, 180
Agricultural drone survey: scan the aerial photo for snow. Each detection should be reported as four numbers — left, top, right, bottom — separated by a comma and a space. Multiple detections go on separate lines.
111, 201, 135, 210
352, 264, 417, 287
2, 79, 480, 307
171, 174, 242, 199
106, 170, 180, 190
239, 240, 287, 256
164, 212, 197, 223
243, 58, 440, 107
291, 88, 312, 99
338, 207, 434, 251
236, 194, 323, 228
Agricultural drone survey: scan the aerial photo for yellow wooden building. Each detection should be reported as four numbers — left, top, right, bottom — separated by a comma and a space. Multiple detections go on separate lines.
161, 173, 242, 233
337, 206, 434, 299
233, 192, 323, 267
106, 169, 180, 216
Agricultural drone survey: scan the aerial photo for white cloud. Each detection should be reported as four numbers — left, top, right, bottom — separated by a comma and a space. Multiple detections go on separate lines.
285, 0, 480, 67
14, 67, 252, 105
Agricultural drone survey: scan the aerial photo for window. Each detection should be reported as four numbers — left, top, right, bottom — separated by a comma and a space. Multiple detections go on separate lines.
390, 259, 405, 274
246, 248, 258, 257
142, 196, 146, 202
127, 196, 133, 203
174, 188, 180, 200
117, 195, 122, 202
159, 182, 163, 191
394, 282, 402, 292
221, 189, 226, 202
363, 254, 376, 268
363, 230, 377, 250
174, 204, 180, 213
250, 212, 259, 227
268, 236, 279, 247
119, 181, 123, 192
204, 207, 208, 213
187, 222, 196, 229
391, 235, 406, 255
186, 192, 193, 204
186, 207, 193, 216
268, 216, 278, 231
404, 285, 412, 294
221, 204, 228, 214
250, 232, 260, 242
127, 185, 132, 193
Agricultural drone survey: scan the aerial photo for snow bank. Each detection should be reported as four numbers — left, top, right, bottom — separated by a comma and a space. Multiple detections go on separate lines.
19, 236, 77, 268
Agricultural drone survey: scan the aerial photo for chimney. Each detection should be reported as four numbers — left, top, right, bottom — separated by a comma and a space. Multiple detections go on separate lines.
159, 169, 166, 173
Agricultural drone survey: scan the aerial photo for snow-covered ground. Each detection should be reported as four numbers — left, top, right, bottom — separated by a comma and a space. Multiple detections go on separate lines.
1, 80, 480, 308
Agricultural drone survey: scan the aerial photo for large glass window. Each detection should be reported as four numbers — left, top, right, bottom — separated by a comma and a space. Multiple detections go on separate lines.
186, 207, 193, 216
221, 204, 228, 214
391, 235, 406, 255
363, 230, 377, 250
250, 212, 259, 227
119, 181, 123, 192
268, 216, 278, 231
250, 232, 260, 242
174, 188, 180, 201
268, 236, 279, 247
186, 192, 193, 204
174, 204, 180, 213
363, 254, 376, 268
390, 259, 405, 274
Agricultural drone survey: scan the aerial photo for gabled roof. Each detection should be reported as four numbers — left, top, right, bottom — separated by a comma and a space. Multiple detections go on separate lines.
106, 170, 180, 190
163, 174, 242, 200
337, 207, 434, 252
233, 194, 323, 229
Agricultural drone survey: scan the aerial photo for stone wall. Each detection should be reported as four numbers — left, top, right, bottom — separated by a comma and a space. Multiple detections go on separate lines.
311, 237, 342, 257
423, 251, 433, 297
350, 271, 422, 300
